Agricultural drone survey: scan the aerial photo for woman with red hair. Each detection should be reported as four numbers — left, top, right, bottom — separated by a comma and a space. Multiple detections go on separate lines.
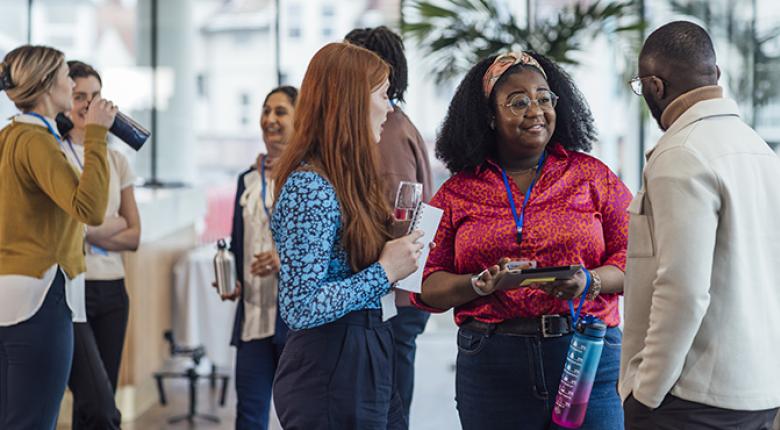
271, 42, 422, 429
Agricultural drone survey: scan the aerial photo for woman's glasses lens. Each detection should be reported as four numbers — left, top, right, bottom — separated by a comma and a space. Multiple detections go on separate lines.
506, 92, 558, 116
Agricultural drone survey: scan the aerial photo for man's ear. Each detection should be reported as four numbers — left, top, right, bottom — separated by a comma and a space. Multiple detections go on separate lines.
650, 76, 666, 101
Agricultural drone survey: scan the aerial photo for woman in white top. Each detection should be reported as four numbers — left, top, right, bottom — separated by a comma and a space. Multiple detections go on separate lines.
0, 45, 116, 430
220, 86, 297, 430
62, 61, 140, 430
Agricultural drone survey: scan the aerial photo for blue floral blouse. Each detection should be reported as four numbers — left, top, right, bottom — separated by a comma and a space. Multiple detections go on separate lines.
271, 170, 390, 330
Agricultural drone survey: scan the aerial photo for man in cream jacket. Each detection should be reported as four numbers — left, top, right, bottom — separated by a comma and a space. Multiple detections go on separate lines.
621, 21, 780, 429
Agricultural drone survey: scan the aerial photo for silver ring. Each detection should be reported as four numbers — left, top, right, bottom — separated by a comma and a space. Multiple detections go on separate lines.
556, 291, 564, 298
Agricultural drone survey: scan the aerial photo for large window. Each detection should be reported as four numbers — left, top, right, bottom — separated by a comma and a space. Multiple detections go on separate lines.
13, 0, 778, 227
24, 0, 153, 181
2, 0, 411, 188
5, 0, 779, 187
0, 1, 29, 122
643, 0, 780, 151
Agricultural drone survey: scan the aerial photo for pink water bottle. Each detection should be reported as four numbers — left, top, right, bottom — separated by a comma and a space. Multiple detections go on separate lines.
552, 315, 606, 428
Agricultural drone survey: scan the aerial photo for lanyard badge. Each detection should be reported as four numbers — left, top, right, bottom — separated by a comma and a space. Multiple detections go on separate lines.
500, 151, 547, 245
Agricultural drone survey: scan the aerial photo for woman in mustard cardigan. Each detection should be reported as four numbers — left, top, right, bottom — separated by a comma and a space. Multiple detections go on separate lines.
0, 45, 117, 429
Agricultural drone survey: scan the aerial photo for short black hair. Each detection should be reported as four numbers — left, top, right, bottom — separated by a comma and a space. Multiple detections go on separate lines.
264, 85, 298, 106
67, 60, 102, 86
641, 21, 716, 72
436, 52, 597, 174
344, 26, 407, 102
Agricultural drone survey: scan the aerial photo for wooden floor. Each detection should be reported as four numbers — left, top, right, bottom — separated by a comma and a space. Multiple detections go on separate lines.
122, 379, 244, 430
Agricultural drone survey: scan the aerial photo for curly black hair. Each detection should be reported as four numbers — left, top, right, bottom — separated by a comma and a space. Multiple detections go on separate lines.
436, 52, 597, 174
344, 26, 407, 102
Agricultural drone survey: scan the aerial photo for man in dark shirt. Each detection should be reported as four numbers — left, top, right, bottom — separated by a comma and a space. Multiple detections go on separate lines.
345, 26, 434, 427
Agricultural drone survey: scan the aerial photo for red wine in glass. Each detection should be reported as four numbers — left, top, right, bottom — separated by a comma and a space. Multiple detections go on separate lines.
393, 181, 422, 223
393, 207, 414, 222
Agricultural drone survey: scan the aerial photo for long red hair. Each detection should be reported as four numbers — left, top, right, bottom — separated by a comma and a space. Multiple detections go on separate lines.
274, 42, 391, 272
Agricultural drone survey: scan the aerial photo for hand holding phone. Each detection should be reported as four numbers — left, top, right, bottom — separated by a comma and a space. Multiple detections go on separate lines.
536, 268, 589, 300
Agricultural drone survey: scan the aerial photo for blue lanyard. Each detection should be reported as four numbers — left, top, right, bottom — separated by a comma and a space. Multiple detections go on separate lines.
260, 155, 271, 219
569, 269, 592, 326
26, 112, 61, 143
499, 152, 590, 324
500, 151, 547, 244
64, 137, 84, 170
27, 113, 84, 170
28, 113, 110, 255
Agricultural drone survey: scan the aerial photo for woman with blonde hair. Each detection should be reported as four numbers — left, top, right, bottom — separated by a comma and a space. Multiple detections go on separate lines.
0, 45, 116, 429
271, 42, 422, 429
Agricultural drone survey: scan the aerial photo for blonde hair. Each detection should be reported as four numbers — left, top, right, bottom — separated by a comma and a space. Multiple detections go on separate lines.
0, 45, 65, 111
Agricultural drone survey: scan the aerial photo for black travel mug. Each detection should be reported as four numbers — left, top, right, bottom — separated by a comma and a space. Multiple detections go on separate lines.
56, 111, 151, 151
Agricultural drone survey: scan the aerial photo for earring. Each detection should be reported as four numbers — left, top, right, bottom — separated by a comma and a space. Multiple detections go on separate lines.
489, 119, 495, 129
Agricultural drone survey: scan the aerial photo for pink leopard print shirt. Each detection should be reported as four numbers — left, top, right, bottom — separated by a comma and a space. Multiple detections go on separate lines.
412, 143, 632, 327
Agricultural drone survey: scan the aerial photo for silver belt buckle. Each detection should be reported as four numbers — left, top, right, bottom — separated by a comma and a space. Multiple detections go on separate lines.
541, 314, 563, 338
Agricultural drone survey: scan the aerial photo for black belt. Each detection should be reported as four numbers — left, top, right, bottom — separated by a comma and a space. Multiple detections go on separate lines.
461, 315, 573, 338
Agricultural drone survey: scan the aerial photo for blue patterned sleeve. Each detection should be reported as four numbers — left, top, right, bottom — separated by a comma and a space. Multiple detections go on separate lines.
271, 171, 391, 330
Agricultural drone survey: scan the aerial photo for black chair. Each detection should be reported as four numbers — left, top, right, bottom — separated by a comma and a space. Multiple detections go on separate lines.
153, 330, 231, 424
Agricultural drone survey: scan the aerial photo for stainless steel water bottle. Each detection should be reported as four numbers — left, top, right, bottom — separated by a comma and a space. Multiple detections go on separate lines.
214, 239, 236, 296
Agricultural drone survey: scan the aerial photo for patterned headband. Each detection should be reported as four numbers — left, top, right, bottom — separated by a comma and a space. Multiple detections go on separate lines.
0, 63, 14, 91
482, 52, 547, 98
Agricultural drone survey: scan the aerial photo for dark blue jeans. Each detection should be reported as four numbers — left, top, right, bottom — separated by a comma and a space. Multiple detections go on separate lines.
456, 325, 623, 430
235, 336, 285, 430
0, 270, 74, 430
389, 306, 430, 423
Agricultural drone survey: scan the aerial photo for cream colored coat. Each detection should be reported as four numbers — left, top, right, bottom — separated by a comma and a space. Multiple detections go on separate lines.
620, 96, 780, 410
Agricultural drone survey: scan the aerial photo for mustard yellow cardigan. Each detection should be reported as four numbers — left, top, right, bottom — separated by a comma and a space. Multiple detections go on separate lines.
0, 121, 109, 279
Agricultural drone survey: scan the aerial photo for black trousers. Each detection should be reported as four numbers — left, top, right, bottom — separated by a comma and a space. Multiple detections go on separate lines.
67, 279, 129, 430
624, 393, 779, 430
273, 309, 406, 430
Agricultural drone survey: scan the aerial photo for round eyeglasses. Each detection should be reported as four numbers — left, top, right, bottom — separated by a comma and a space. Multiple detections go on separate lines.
503, 91, 558, 116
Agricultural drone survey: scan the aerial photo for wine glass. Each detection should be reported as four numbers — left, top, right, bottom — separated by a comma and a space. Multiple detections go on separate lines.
393, 181, 423, 222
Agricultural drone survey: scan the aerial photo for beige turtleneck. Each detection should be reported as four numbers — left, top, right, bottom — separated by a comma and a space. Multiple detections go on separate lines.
659, 85, 723, 130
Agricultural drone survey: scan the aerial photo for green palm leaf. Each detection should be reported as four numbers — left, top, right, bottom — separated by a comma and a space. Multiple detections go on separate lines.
402, 0, 645, 84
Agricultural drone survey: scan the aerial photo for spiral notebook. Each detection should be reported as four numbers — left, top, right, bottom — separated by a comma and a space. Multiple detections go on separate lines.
394, 202, 443, 293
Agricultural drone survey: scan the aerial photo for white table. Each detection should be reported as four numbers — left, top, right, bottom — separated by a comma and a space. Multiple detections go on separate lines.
172, 244, 237, 367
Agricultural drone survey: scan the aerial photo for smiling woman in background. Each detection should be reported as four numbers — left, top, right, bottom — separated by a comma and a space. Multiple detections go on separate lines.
62, 60, 141, 430
0, 45, 116, 430
220, 85, 297, 430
